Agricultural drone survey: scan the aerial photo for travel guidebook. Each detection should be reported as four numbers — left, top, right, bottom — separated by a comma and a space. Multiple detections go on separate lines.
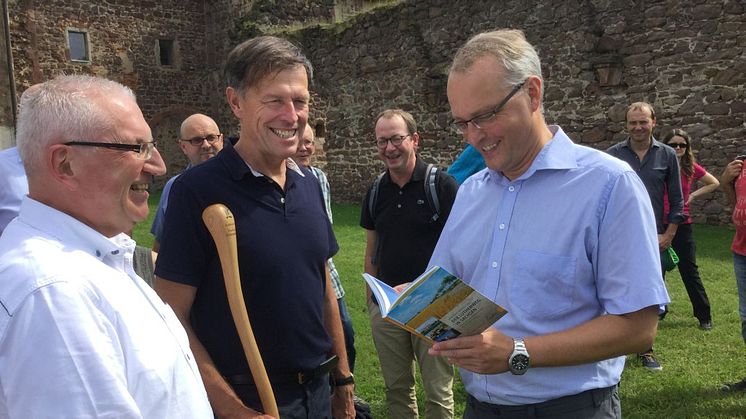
363, 266, 507, 343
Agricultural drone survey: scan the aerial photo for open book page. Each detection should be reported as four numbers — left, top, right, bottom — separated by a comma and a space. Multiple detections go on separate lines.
363, 272, 400, 314
362, 266, 507, 343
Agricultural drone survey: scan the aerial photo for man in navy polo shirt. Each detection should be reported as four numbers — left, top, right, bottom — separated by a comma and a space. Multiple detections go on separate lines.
154, 36, 354, 419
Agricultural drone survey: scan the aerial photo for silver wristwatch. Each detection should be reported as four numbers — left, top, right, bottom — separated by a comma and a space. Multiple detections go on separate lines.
508, 337, 530, 375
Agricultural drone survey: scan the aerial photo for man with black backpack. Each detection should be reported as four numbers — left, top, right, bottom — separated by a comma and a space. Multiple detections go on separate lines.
360, 108, 459, 419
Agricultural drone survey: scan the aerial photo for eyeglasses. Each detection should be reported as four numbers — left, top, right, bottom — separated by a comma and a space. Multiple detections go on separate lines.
64, 140, 158, 160
376, 134, 411, 149
668, 143, 688, 149
451, 80, 527, 132
180, 134, 223, 146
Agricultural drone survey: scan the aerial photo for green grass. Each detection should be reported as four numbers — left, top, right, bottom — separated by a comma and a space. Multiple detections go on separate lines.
134, 199, 746, 418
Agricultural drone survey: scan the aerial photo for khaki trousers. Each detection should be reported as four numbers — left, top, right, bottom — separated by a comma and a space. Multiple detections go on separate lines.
368, 300, 454, 419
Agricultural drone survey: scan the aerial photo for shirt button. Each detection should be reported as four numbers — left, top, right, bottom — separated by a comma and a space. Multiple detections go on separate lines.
397, 204, 402, 208
280, 197, 285, 204
508, 186, 515, 192
491, 261, 498, 268
399, 190, 403, 195
499, 223, 506, 230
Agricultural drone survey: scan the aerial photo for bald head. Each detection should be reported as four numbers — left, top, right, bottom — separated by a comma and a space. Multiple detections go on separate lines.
180, 114, 218, 139
178, 114, 224, 165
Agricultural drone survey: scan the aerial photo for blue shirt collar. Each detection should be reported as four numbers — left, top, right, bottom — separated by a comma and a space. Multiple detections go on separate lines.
484, 125, 578, 183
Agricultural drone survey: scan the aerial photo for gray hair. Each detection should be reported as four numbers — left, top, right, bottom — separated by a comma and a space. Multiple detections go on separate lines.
224, 36, 313, 95
450, 29, 544, 100
16, 75, 135, 175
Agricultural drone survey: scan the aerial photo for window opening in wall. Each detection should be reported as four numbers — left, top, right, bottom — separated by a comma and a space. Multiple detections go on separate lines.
67, 30, 89, 62
315, 122, 326, 138
158, 39, 174, 66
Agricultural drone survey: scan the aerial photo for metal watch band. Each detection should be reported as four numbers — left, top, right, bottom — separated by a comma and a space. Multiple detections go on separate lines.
509, 337, 530, 375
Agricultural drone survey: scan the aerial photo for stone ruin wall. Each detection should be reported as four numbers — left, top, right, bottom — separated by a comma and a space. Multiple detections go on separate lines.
3, 0, 744, 224
242, 0, 745, 225
6, 0, 228, 189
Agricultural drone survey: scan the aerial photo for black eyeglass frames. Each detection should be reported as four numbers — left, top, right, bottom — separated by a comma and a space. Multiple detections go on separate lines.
376, 134, 411, 149
180, 134, 223, 146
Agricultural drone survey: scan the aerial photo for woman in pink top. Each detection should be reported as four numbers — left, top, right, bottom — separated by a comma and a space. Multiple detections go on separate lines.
663, 129, 720, 330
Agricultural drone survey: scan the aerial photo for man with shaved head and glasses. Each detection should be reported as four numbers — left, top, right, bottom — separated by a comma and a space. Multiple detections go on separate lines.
426, 30, 668, 418
360, 108, 459, 419
150, 113, 224, 252
0, 75, 212, 417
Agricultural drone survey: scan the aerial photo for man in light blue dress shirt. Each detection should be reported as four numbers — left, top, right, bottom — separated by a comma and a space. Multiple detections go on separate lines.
427, 29, 669, 418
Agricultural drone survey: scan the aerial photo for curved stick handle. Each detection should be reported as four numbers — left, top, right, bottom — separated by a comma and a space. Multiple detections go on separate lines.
202, 204, 280, 418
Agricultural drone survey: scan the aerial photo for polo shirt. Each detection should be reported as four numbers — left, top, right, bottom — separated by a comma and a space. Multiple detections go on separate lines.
154, 145, 338, 379
360, 157, 458, 286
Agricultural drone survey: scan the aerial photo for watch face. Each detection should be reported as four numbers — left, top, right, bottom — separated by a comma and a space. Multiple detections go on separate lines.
511, 354, 530, 372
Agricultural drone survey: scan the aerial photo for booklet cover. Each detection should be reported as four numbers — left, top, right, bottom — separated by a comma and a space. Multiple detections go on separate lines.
363, 266, 507, 343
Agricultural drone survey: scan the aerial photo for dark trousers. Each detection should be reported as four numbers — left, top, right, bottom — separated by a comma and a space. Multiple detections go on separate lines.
338, 296, 357, 373
666, 223, 712, 322
464, 385, 620, 419
231, 374, 331, 419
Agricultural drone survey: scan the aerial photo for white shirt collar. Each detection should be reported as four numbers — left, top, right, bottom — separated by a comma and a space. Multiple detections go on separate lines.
245, 158, 305, 178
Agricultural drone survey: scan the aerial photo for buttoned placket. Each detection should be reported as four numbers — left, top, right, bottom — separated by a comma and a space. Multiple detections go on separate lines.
111, 242, 201, 375
484, 180, 522, 301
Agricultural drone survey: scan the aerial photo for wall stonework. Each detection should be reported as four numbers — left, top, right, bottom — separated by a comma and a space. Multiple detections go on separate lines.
0, 3, 14, 148
240, 0, 745, 224
4, 0, 745, 224
7, 0, 222, 188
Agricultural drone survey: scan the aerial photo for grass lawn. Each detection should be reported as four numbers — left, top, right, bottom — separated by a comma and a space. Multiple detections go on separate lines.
134, 196, 746, 418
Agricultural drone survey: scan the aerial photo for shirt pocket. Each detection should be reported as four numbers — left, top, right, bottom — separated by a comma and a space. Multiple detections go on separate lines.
510, 251, 577, 319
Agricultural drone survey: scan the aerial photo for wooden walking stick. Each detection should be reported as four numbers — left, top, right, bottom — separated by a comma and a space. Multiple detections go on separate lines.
202, 204, 280, 418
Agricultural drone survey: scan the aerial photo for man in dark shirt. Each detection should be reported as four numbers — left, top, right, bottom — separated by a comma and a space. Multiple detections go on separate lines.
607, 101, 684, 372
154, 36, 354, 419
360, 109, 459, 419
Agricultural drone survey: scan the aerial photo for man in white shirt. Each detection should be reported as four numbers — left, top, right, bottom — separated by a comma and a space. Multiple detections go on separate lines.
0, 147, 28, 235
0, 75, 213, 418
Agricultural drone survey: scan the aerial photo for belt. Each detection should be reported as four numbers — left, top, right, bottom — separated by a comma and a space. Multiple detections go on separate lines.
468, 384, 617, 416
226, 355, 339, 386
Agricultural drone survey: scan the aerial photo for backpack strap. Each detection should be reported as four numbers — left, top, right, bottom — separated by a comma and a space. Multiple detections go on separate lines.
424, 164, 440, 222
368, 171, 386, 265
368, 171, 386, 223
